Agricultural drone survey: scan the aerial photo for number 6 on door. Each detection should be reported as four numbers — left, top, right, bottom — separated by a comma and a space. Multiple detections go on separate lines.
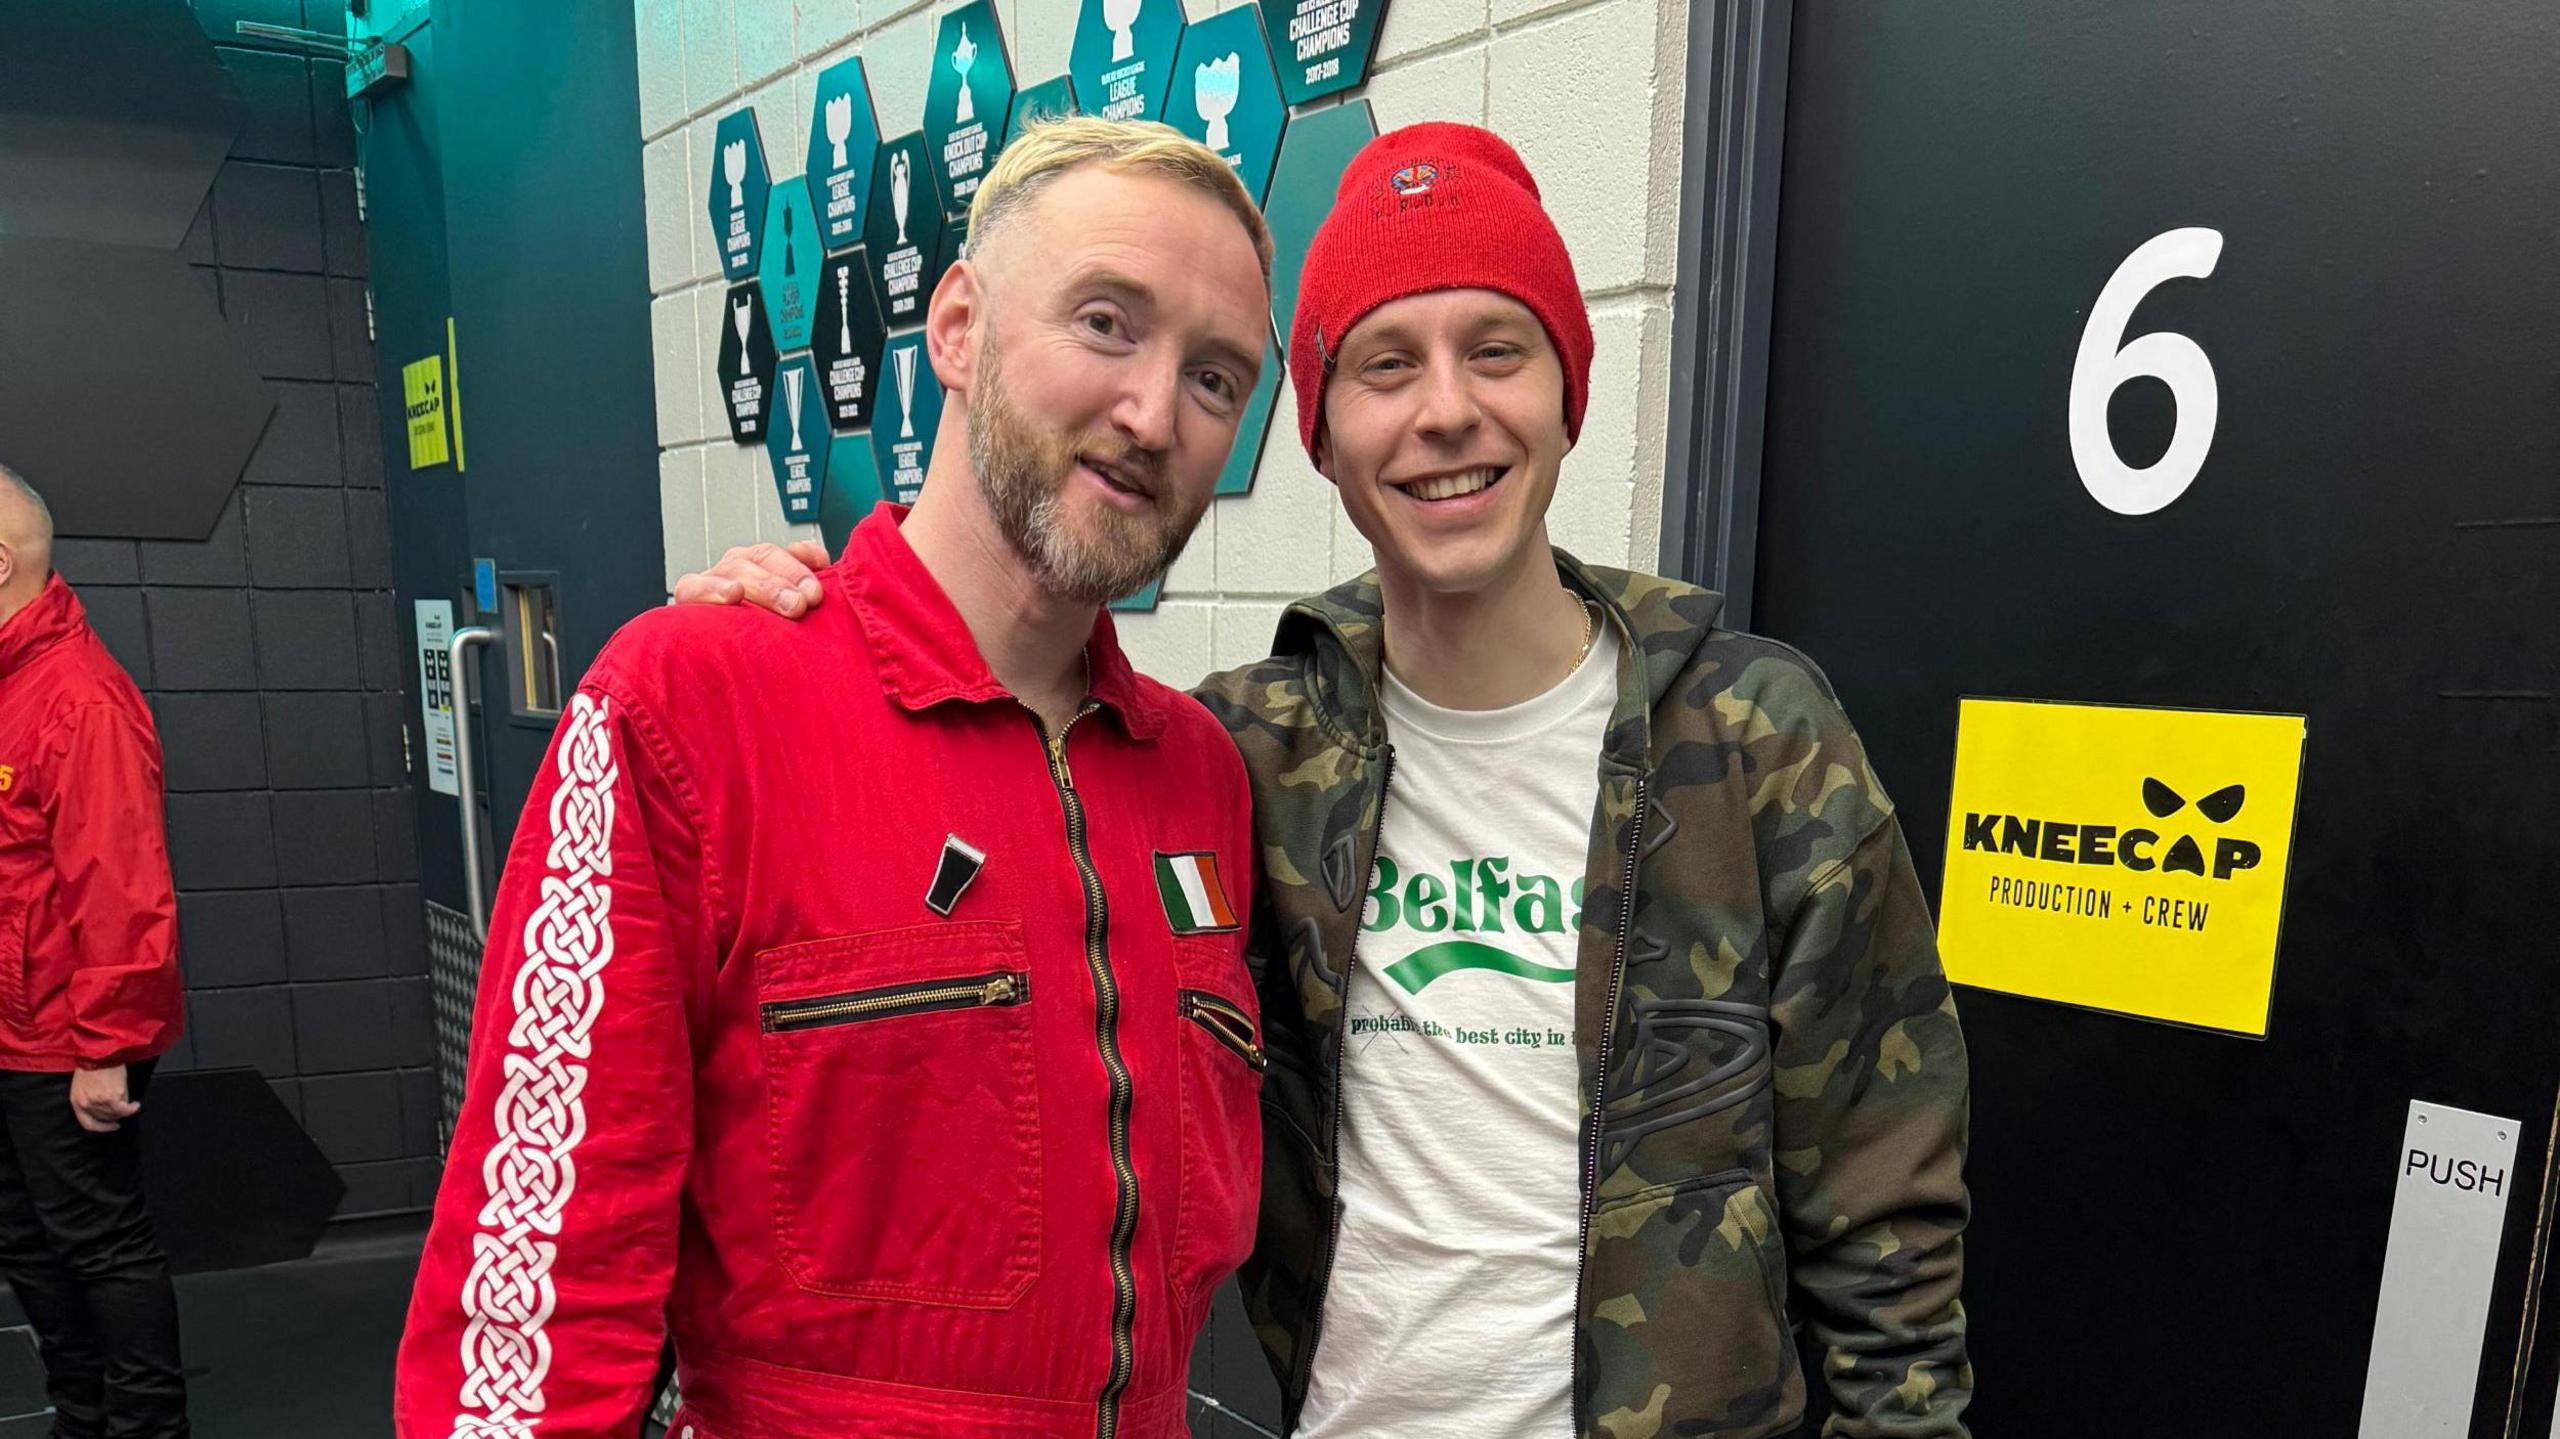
2070, 227, 2224, 516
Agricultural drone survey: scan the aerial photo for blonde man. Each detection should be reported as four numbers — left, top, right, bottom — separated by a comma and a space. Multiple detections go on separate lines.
394, 119, 1275, 1439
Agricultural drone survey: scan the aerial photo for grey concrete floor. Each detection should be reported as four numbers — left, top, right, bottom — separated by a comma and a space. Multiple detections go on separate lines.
0, 1219, 422, 1439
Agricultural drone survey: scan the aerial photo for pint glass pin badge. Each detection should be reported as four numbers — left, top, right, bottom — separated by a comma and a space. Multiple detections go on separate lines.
927, 834, 988, 916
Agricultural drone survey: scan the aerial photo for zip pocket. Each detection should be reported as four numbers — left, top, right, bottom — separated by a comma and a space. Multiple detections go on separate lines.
760, 969, 1029, 1033
755, 924, 1042, 1306
1180, 989, 1267, 1072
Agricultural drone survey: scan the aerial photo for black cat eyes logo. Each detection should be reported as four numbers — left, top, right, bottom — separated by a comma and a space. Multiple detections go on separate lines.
1962, 776, 2263, 881
2135, 777, 2258, 878
2145, 777, 2242, 822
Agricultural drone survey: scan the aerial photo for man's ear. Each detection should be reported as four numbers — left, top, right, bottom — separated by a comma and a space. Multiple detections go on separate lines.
924, 258, 984, 394
0, 542, 16, 593
1312, 423, 1338, 485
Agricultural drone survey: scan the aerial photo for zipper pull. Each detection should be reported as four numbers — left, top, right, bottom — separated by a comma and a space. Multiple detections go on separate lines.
1047, 731, 1076, 790
983, 975, 1019, 1005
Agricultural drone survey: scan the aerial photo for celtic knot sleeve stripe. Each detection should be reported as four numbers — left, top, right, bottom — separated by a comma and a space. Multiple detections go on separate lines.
451, 692, 621, 1439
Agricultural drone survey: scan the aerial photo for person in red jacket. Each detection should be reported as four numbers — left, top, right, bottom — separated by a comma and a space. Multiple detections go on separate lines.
0, 465, 190, 1439
395, 118, 1275, 1439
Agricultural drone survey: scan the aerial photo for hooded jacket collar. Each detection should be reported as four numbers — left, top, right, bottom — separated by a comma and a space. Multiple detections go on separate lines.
1269, 549, 1725, 768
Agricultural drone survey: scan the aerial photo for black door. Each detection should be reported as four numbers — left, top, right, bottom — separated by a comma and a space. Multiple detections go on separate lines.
430, 0, 664, 843
1750, 2, 2560, 1434
364, 0, 663, 931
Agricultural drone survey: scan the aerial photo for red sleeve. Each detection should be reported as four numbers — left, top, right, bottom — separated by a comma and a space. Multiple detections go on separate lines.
395, 686, 713, 1439
43, 703, 181, 1068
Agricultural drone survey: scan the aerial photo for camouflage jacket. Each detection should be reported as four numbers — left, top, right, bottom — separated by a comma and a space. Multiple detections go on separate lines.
1192, 552, 1973, 1439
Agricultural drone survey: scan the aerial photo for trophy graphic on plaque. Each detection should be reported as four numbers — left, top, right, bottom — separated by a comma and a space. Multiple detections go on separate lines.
825, 93, 854, 169
732, 294, 752, 353
1105, 0, 1141, 62
895, 347, 918, 440
784, 368, 806, 453
723, 138, 747, 210
890, 150, 912, 245
836, 266, 854, 353
1196, 54, 1241, 152
952, 26, 979, 126
782, 204, 796, 276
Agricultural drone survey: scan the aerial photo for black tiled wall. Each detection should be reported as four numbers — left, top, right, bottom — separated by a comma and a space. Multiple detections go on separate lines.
47, 5, 438, 1221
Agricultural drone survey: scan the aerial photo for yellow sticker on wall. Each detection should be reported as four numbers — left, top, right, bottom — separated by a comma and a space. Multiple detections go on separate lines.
1938, 698, 2307, 1037
402, 354, 450, 470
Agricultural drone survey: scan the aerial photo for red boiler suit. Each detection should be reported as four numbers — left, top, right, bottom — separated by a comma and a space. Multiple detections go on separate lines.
396, 509, 1264, 1439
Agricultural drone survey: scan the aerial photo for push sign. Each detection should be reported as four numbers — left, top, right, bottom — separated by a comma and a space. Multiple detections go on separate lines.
2355, 1100, 2521, 1438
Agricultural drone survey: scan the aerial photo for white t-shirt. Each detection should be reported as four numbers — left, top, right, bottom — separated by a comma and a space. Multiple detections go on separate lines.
1297, 624, 1619, 1439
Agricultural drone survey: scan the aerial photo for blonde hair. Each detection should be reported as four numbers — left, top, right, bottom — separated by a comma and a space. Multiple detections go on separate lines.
966, 116, 1273, 284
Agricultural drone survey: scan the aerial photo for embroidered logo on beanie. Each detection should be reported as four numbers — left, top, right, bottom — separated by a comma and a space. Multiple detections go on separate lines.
1388, 161, 1440, 198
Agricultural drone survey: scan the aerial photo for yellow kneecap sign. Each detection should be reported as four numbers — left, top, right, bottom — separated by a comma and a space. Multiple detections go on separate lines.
403, 354, 450, 471
1937, 698, 2307, 1038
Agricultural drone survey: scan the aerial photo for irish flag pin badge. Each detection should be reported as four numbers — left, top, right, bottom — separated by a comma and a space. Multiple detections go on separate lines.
1154, 851, 1239, 934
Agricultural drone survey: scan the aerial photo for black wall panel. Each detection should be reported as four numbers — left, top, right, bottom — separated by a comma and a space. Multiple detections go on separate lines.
44, 15, 442, 1220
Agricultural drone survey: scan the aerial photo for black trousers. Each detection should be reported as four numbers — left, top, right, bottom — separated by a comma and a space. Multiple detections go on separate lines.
0, 1063, 186, 1439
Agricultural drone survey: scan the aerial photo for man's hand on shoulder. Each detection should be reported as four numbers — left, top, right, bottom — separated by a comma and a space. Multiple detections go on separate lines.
671, 540, 832, 618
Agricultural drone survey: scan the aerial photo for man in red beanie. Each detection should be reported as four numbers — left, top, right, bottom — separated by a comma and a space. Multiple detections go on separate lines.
0, 463, 190, 1438
683, 121, 1972, 1439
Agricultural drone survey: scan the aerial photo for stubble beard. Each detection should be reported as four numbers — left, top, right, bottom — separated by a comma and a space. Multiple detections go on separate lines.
969, 337, 1208, 605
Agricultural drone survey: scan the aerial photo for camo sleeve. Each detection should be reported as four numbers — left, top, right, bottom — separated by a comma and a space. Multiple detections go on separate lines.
1750, 655, 1973, 1436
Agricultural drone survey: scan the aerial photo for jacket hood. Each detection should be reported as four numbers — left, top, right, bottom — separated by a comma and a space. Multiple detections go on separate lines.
1266, 550, 1727, 766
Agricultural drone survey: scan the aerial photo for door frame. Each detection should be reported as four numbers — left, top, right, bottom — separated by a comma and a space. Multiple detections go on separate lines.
1654, 0, 1792, 630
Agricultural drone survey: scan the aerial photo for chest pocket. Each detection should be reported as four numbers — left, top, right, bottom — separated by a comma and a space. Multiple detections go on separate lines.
755, 920, 1042, 1307
1598, 996, 1772, 1180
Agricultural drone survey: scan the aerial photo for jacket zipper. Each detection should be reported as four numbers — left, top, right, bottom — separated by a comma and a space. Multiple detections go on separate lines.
759, 971, 1027, 1032
1570, 774, 1647, 1436
1180, 990, 1268, 1072
1034, 703, 1141, 1439
1292, 746, 1394, 1407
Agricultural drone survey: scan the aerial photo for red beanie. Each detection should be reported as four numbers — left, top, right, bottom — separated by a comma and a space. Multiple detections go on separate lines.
1288, 122, 1593, 459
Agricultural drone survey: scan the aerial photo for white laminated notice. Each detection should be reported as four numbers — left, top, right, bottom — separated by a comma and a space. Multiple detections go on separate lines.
414, 600, 459, 797
2357, 1099, 2521, 1438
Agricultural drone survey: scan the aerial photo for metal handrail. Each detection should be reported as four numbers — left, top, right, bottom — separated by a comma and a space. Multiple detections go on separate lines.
447, 626, 495, 940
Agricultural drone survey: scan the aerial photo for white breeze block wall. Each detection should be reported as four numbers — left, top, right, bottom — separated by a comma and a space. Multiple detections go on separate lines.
636, 0, 1690, 689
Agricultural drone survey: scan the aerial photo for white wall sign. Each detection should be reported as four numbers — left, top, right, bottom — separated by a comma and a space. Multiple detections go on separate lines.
414, 599, 459, 797
2070, 226, 2223, 516
2357, 1098, 2521, 1438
